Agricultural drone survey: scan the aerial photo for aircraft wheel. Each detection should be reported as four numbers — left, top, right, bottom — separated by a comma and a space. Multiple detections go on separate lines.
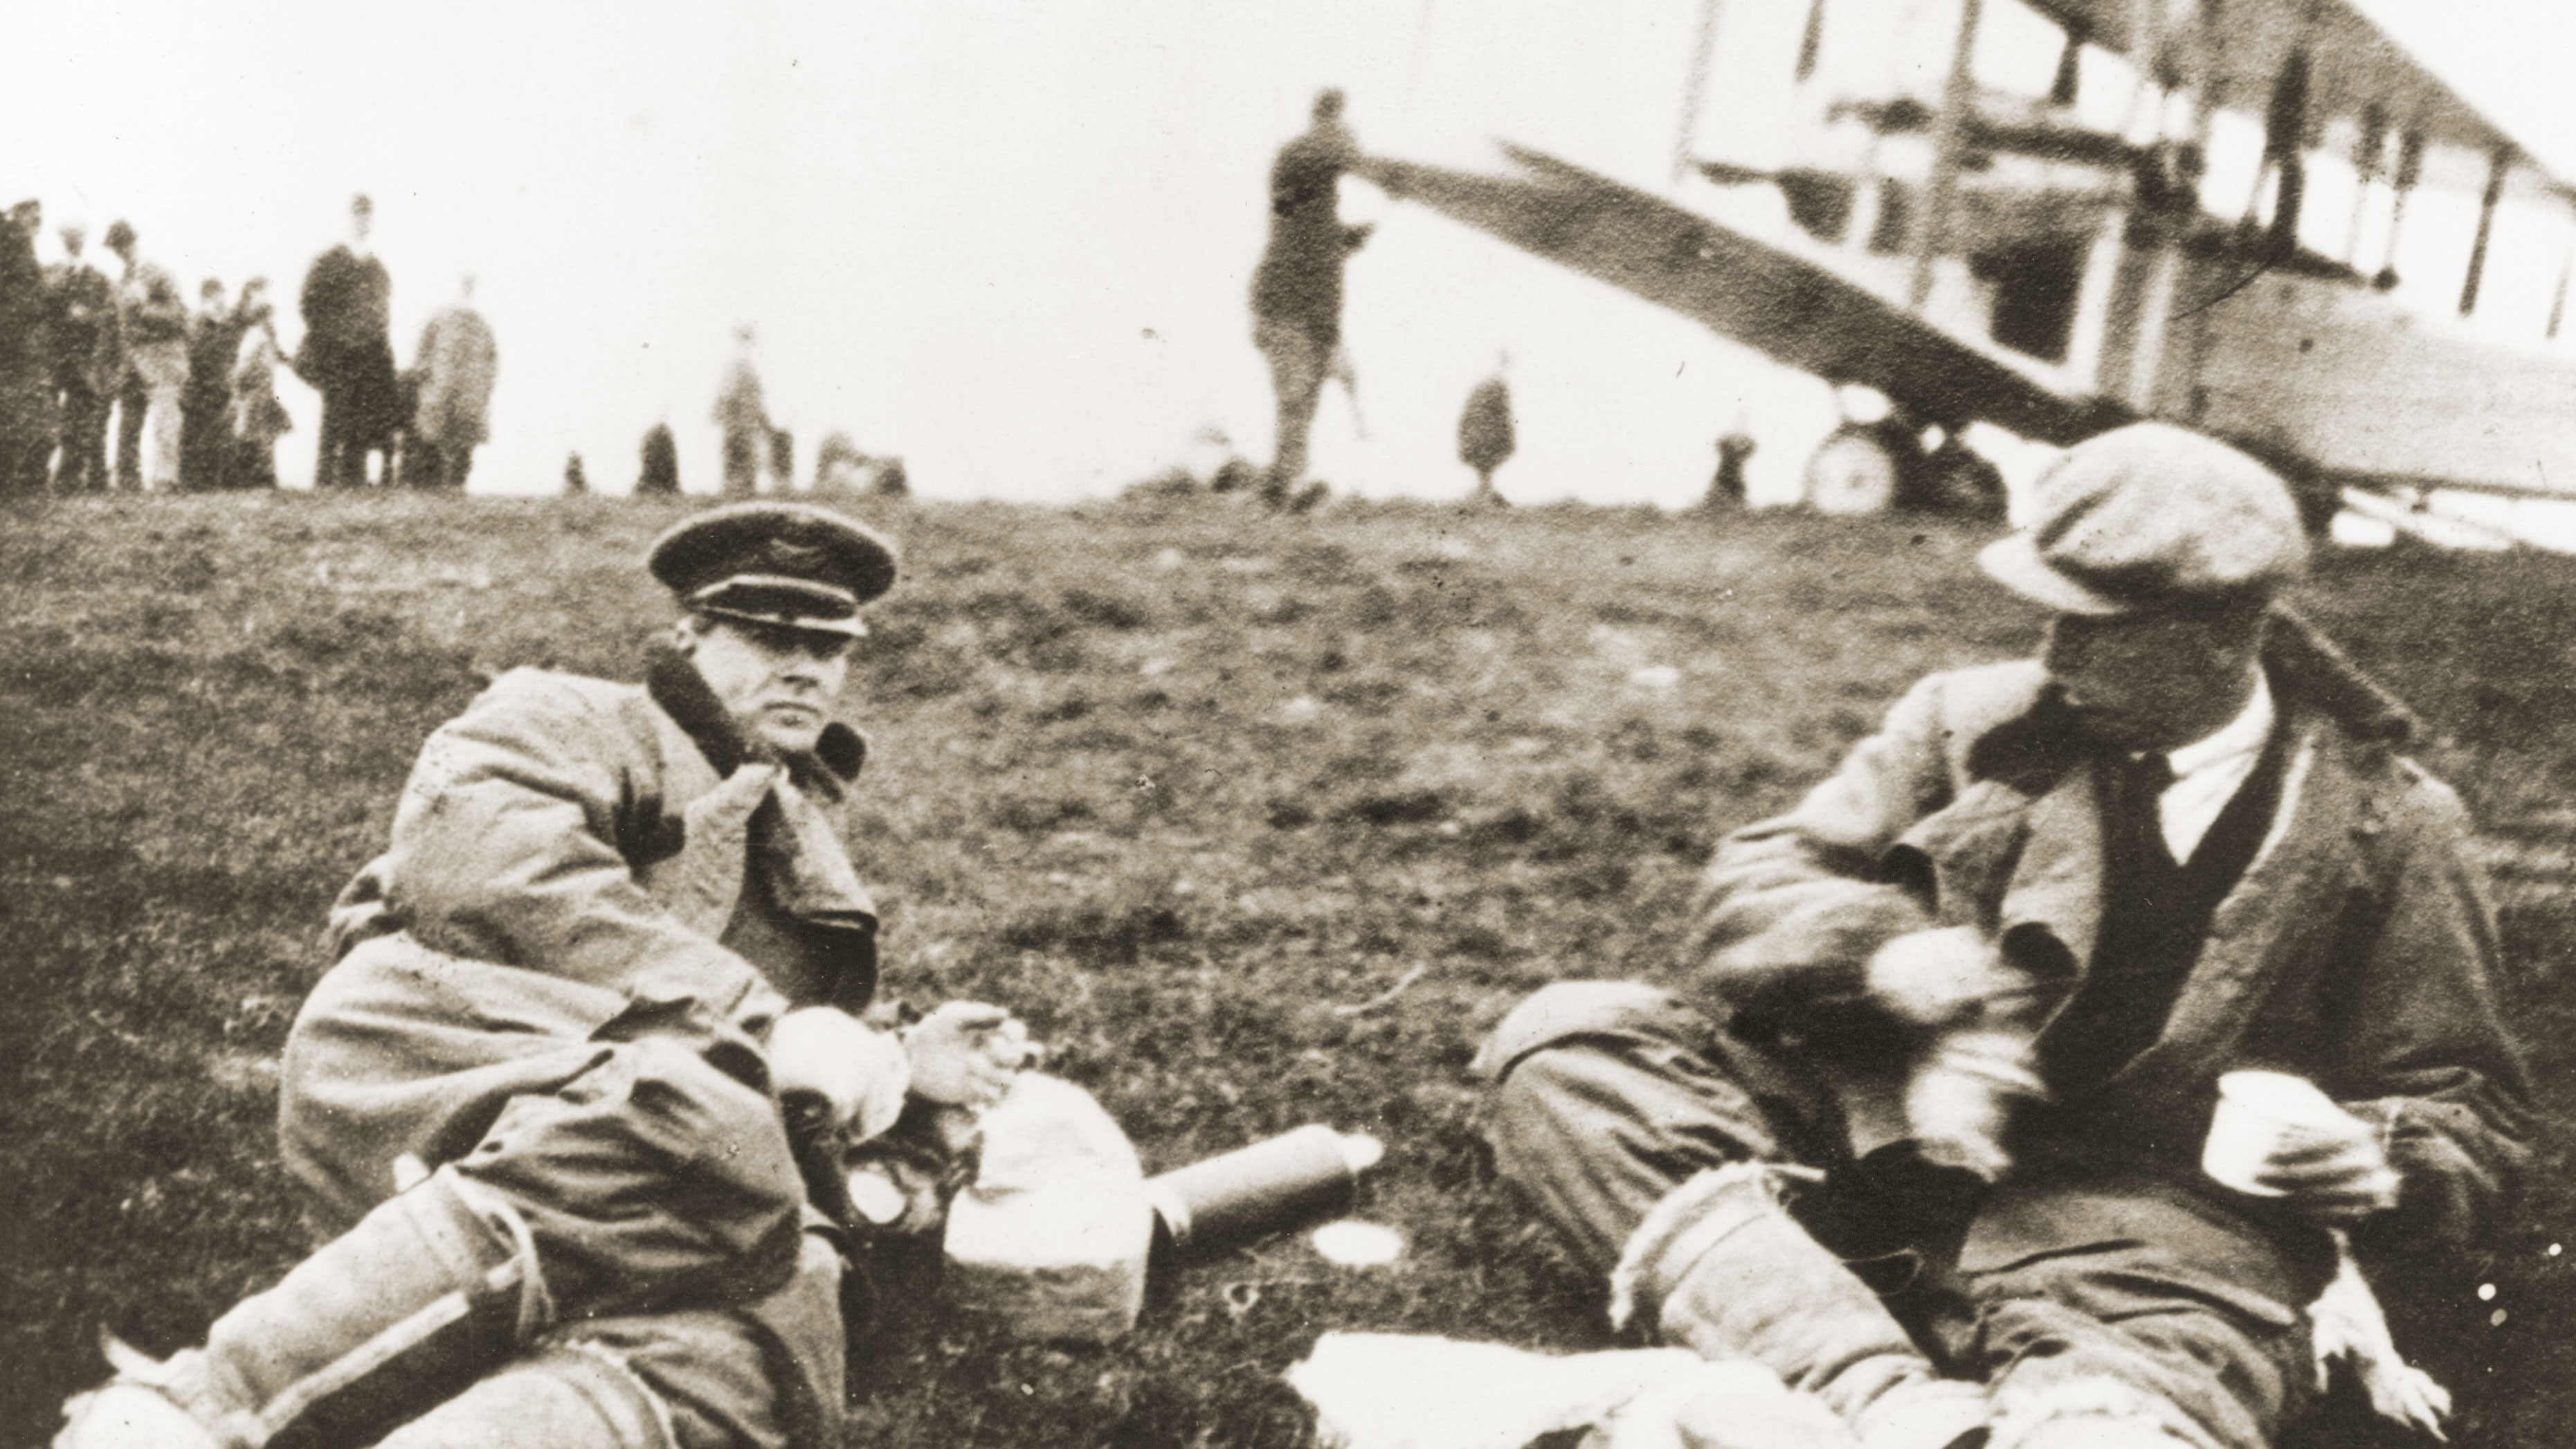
1803, 426, 1905, 515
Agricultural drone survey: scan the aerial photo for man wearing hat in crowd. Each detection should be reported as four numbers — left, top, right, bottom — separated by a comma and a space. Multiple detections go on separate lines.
1472, 423, 2529, 1449
58, 503, 1032, 1449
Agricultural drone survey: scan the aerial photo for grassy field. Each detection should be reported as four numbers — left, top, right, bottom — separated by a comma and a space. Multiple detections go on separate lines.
3, 490, 2573, 1449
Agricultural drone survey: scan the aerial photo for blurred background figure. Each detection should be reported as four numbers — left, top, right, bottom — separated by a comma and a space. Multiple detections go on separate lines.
227, 280, 291, 490
44, 223, 118, 494
1457, 354, 1514, 508
179, 278, 248, 490
768, 425, 795, 494
409, 273, 498, 491
637, 421, 681, 495
107, 219, 190, 492
0, 199, 53, 498
714, 324, 769, 497
563, 450, 588, 494
1251, 87, 1370, 510
1703, 431, 1756, 512
299, 193, 400, 488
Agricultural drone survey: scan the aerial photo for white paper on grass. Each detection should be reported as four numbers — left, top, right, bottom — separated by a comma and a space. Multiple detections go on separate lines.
1285, 1332, 1788, 1449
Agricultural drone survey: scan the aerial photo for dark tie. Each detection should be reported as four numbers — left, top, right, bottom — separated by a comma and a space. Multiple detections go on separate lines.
2116, 752, 2178, 869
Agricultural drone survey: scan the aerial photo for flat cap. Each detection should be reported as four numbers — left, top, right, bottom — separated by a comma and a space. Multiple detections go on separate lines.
647, 502, 899, 638
1979, 422, 2306, 615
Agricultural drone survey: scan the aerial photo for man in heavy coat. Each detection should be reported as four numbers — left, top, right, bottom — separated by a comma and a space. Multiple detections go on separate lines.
58, 503, 1026, 1449
1476, 424, 2528, 1449
299, 195, 401, 489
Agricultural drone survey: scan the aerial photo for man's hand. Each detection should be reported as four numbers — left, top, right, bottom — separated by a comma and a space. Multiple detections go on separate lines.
2240, 1124, 2399, 1221
2204, 1070, 2400, 1221
1907, 1027, 2046, 1182
1865, 926, 2023, 1027
769, 1007, 910, 1141
903, 1001, 1037, 1108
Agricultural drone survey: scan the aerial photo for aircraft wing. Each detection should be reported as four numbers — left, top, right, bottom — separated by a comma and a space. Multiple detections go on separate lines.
2027, 0, 2556, 187
1360, 143, 2130, 447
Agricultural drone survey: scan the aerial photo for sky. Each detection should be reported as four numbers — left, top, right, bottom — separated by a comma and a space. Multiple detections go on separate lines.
12, 0, 2576, 505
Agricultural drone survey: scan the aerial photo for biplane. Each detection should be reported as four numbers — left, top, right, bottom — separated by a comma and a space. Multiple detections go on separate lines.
1358, 0, 2576, 541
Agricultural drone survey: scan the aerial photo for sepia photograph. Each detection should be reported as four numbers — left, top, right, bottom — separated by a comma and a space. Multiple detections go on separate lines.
6, 2, 2575, 1447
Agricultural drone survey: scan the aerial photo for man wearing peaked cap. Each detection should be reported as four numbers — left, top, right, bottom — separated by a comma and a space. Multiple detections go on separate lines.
648, 500, 902, 639
58, 504, 1031, 1449
1475, 422, 2526, 1448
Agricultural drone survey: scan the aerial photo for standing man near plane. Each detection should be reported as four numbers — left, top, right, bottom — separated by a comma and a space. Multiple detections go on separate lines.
1251, 87, 1371, 509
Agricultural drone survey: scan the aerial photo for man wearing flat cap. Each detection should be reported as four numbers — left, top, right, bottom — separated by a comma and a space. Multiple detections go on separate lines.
59, 503, 1031, 1449
1474, 424, 2528, 1449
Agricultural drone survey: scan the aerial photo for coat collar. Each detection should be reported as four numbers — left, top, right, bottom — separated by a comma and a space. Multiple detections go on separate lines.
644, 642, 865, 798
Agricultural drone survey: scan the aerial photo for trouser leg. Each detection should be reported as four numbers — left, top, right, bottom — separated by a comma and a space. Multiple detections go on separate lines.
317, 388, 347, 488
1255, 319, 1326, 501
114, 379, 145, 490
145, 379, 183, 490
60, 383, 109, 491
71, 1037, 824, 1449
1954, 1182, 2323, 1449
722, 433, 757, 496
68, 386, 102, 492
1476, 982, 1986, 1449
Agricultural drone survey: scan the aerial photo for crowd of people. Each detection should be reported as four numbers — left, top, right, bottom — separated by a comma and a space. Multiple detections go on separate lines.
0, 192, 496, 498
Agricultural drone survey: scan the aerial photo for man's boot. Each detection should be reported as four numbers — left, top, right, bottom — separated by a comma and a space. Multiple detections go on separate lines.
1610, 1163, 1989, 1449
57, 1169, 547, 1449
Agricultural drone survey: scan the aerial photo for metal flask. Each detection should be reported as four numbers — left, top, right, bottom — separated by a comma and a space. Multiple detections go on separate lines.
1146, 1125, 1384, 1262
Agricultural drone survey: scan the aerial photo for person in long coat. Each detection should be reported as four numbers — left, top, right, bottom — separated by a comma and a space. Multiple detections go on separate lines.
105, 219, 190, 492
0, 199, 53, 498
45, 223, 120, 493
298, 194, 401, 489
1475, 424, 2528, 1449
227, 281, 293, 489
179, 279, 253, 492
1456, 358, 1514, 507
409, 274, 498, 490
715, 327, 770, 498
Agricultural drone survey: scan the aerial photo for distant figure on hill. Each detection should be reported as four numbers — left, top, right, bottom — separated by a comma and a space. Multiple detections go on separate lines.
107, 219, 190, 492
298, 193, 401, 489
715, 325, 770, 497
1251, 87, 1371, 509
410, 273, 499, 491
637, 422, 680, 495
1457, 358, 1514, 507
0, 199, 51, 498
227, 282, 292, 490
1703, 431, 1754, 511
814, 431, 908, 498
562, 450, 588, 494
45, 222, 118, 494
